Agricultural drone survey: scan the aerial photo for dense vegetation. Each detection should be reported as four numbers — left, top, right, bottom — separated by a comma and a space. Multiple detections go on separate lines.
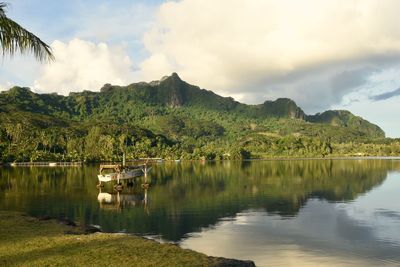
0, 73, 398, 162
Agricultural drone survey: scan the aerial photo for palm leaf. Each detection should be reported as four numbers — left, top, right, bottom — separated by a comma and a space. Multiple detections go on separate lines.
0, 2, 54, 62
0, 2, 5, 15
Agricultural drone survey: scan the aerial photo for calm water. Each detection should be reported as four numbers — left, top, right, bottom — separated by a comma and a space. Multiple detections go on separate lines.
1, 159, 400, 266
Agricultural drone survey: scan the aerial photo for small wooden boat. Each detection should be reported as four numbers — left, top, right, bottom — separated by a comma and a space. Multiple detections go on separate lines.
97, 163, 151, 186
98, 168, 144, 183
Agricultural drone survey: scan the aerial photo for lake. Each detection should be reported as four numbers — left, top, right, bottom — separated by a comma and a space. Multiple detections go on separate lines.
1, 159, 400, 266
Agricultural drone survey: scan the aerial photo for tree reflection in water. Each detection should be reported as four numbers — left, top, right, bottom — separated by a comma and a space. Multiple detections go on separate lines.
0, 159, 399, 241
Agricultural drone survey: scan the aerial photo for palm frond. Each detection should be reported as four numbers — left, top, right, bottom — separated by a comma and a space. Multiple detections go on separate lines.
0, 3, 6, 16
0, 2, 54, 62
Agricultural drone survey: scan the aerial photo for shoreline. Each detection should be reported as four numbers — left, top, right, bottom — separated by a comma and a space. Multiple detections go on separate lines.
0, 211, 255, 267
1, 156, 400, 167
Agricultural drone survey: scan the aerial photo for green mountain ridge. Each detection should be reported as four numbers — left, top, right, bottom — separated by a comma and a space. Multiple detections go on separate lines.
0, 73, 396, 162
0, 73, 385, 138
307, 110, 385, 138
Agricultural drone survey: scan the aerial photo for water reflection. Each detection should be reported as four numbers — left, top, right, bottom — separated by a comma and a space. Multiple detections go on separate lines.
182, 173, 400, 266
97, 187, 149, 213
1, 159, 400, 265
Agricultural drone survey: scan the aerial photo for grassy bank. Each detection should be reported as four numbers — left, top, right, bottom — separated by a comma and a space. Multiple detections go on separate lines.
0, 211, 254, 267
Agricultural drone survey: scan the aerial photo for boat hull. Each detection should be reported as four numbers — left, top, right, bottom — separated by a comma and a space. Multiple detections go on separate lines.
97, 169, 144, 183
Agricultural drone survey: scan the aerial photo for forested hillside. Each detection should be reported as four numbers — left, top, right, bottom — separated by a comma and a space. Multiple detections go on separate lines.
0, 73, 398, 162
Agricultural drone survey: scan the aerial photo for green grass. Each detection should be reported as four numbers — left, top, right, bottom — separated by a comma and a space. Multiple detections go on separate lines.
0, 211, 252, 267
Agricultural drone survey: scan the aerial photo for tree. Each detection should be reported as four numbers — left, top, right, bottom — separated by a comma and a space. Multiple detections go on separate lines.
85, 127, 102, 161
0, 2, 53, 61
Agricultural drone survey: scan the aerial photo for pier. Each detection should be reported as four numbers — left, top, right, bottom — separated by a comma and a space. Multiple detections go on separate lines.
7, 162, 83, 167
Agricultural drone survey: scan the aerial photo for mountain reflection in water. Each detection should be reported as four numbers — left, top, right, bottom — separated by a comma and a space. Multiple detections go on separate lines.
1, 159, 400, 266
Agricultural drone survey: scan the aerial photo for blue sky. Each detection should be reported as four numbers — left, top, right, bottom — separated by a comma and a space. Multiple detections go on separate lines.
4, 0, 163, 59
1, 0, 400, 137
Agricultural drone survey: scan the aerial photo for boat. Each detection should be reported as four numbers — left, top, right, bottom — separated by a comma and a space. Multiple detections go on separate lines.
97, 163, 151, 186
98, 168, 143, 183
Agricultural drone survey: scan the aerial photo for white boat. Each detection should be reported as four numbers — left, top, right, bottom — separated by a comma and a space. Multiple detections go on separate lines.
97, 163, 152, 185
97, 168, 144, 183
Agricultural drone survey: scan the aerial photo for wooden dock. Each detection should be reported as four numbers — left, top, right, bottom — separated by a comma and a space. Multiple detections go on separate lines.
7, 162, 83, 167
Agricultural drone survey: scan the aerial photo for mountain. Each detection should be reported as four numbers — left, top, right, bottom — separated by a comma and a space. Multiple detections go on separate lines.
306, 110, 385, 138
0, 73, 383, 136
0, 73, 393, 162
99, 73, 242, 111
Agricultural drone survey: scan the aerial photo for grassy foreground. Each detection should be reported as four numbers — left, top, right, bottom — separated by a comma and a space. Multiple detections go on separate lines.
0, 211, 254, 267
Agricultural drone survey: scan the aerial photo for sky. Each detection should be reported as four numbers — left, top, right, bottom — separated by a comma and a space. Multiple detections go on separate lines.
1, 0, 400, 137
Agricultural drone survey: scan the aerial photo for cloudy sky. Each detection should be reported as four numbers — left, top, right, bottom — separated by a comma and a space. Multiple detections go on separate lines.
1, 0, 400, 137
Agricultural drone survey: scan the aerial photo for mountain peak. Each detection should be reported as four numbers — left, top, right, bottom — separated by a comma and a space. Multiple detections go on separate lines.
306, 110, 385, 138
160, 72, 182, 83
261, 97, 306, 119
158, 73, 186, 108
170, 72, 181, 79
8, 86, 32, 94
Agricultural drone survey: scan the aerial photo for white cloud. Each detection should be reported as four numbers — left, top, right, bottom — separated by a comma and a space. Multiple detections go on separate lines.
140, 0, 400, 112
33, 38, 135, 95
139, 53, 176, 82
3, 0, 400, 136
